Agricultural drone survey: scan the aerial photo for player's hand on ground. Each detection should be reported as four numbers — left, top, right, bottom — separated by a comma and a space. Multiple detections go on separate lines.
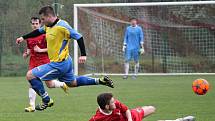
78, 56, 87, 64
122, 45, 126, 52
34, 45, 42, 52
16, 37, 24, 44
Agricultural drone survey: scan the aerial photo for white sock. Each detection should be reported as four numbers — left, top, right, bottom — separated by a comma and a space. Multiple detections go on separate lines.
95, 78, 99, 84
29, 88, 36, 109
124, 62, 129, 76
134, 62, 139, 75
52, 79, 64, 88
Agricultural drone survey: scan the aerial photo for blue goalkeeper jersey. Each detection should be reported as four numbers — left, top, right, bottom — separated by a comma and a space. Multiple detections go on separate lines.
123, 25, 144, 50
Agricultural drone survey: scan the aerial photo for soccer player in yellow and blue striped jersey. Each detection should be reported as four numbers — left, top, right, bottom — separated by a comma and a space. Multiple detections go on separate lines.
16, 6, 114, 111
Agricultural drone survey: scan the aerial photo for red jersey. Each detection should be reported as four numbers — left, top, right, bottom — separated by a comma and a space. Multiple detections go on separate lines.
89, 100, 128, 121
89, 100, 144, 121
26, 34, 49, 70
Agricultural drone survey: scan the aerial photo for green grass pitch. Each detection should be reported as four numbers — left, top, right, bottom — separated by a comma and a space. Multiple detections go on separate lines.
0, 75, 214, 121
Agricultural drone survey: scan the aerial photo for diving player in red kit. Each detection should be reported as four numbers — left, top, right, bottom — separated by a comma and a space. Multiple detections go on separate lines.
89, 93, 156, 121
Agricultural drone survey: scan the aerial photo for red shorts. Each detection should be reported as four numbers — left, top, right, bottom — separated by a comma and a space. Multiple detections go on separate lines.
131, 107, 145, 121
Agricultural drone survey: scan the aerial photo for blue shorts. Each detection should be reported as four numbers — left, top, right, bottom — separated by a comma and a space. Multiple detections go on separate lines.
125, 49, 140, 62
32, 56, 75, 83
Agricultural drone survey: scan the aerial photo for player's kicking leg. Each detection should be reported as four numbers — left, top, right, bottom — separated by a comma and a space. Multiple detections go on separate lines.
65, 75, 114, 88
57, 57, 114, 88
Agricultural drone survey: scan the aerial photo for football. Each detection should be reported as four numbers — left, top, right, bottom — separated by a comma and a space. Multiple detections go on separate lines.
192, 78, 210, 95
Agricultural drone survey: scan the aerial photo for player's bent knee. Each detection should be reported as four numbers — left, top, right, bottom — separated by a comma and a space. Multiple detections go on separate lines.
26, 70, 36, 81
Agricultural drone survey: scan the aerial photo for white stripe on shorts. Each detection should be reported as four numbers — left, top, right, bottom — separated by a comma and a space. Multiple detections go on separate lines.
40, 69, 58, 80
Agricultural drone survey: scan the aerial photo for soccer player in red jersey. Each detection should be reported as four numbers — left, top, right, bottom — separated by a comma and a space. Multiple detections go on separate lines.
89, 93, 156, 121
23, 17, 68, 112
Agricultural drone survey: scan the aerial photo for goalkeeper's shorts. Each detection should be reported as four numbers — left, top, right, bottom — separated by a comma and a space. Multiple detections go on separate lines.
32, 56, 75, 83
125, 49, 139, 62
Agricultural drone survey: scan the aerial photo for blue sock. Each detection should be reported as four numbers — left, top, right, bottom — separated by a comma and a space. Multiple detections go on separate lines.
29, 78, 50, 103
76, 76, 98, 86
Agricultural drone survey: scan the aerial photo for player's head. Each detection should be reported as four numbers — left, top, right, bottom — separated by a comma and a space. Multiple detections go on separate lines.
39, 6, 56, 26
30, 17, 41, 30
130, 18, 137, 26
97, 93, 116, 111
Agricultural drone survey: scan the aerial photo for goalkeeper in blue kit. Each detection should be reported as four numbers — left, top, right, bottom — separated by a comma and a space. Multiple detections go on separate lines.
123, 18, 144, 79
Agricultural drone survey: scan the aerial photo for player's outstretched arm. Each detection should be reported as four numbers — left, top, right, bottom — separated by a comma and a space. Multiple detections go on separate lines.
16, 37, 25, 44
22, 29, 44, 39
16, 29, 44, 44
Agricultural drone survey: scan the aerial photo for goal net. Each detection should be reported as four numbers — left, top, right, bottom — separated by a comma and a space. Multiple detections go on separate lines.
74, 1, 215, 75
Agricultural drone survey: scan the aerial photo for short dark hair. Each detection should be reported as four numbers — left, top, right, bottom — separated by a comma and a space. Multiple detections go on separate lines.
30, 17, 41, 23
97, 93, 113, 110
39, 6, 55, 16
130, 17, 137, 21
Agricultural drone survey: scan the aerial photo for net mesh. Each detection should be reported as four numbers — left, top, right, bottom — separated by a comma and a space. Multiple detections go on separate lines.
77, 4, 215, 74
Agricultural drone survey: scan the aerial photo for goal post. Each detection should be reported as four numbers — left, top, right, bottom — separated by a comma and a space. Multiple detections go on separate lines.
74, 4, 79, 76
74, 1, 215, 76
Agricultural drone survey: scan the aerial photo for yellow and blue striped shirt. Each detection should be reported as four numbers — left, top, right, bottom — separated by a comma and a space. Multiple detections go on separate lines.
39, 19, 82, 62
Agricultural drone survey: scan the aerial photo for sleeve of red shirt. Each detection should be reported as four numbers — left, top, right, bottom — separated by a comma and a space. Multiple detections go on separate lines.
115, 99, 128, 113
